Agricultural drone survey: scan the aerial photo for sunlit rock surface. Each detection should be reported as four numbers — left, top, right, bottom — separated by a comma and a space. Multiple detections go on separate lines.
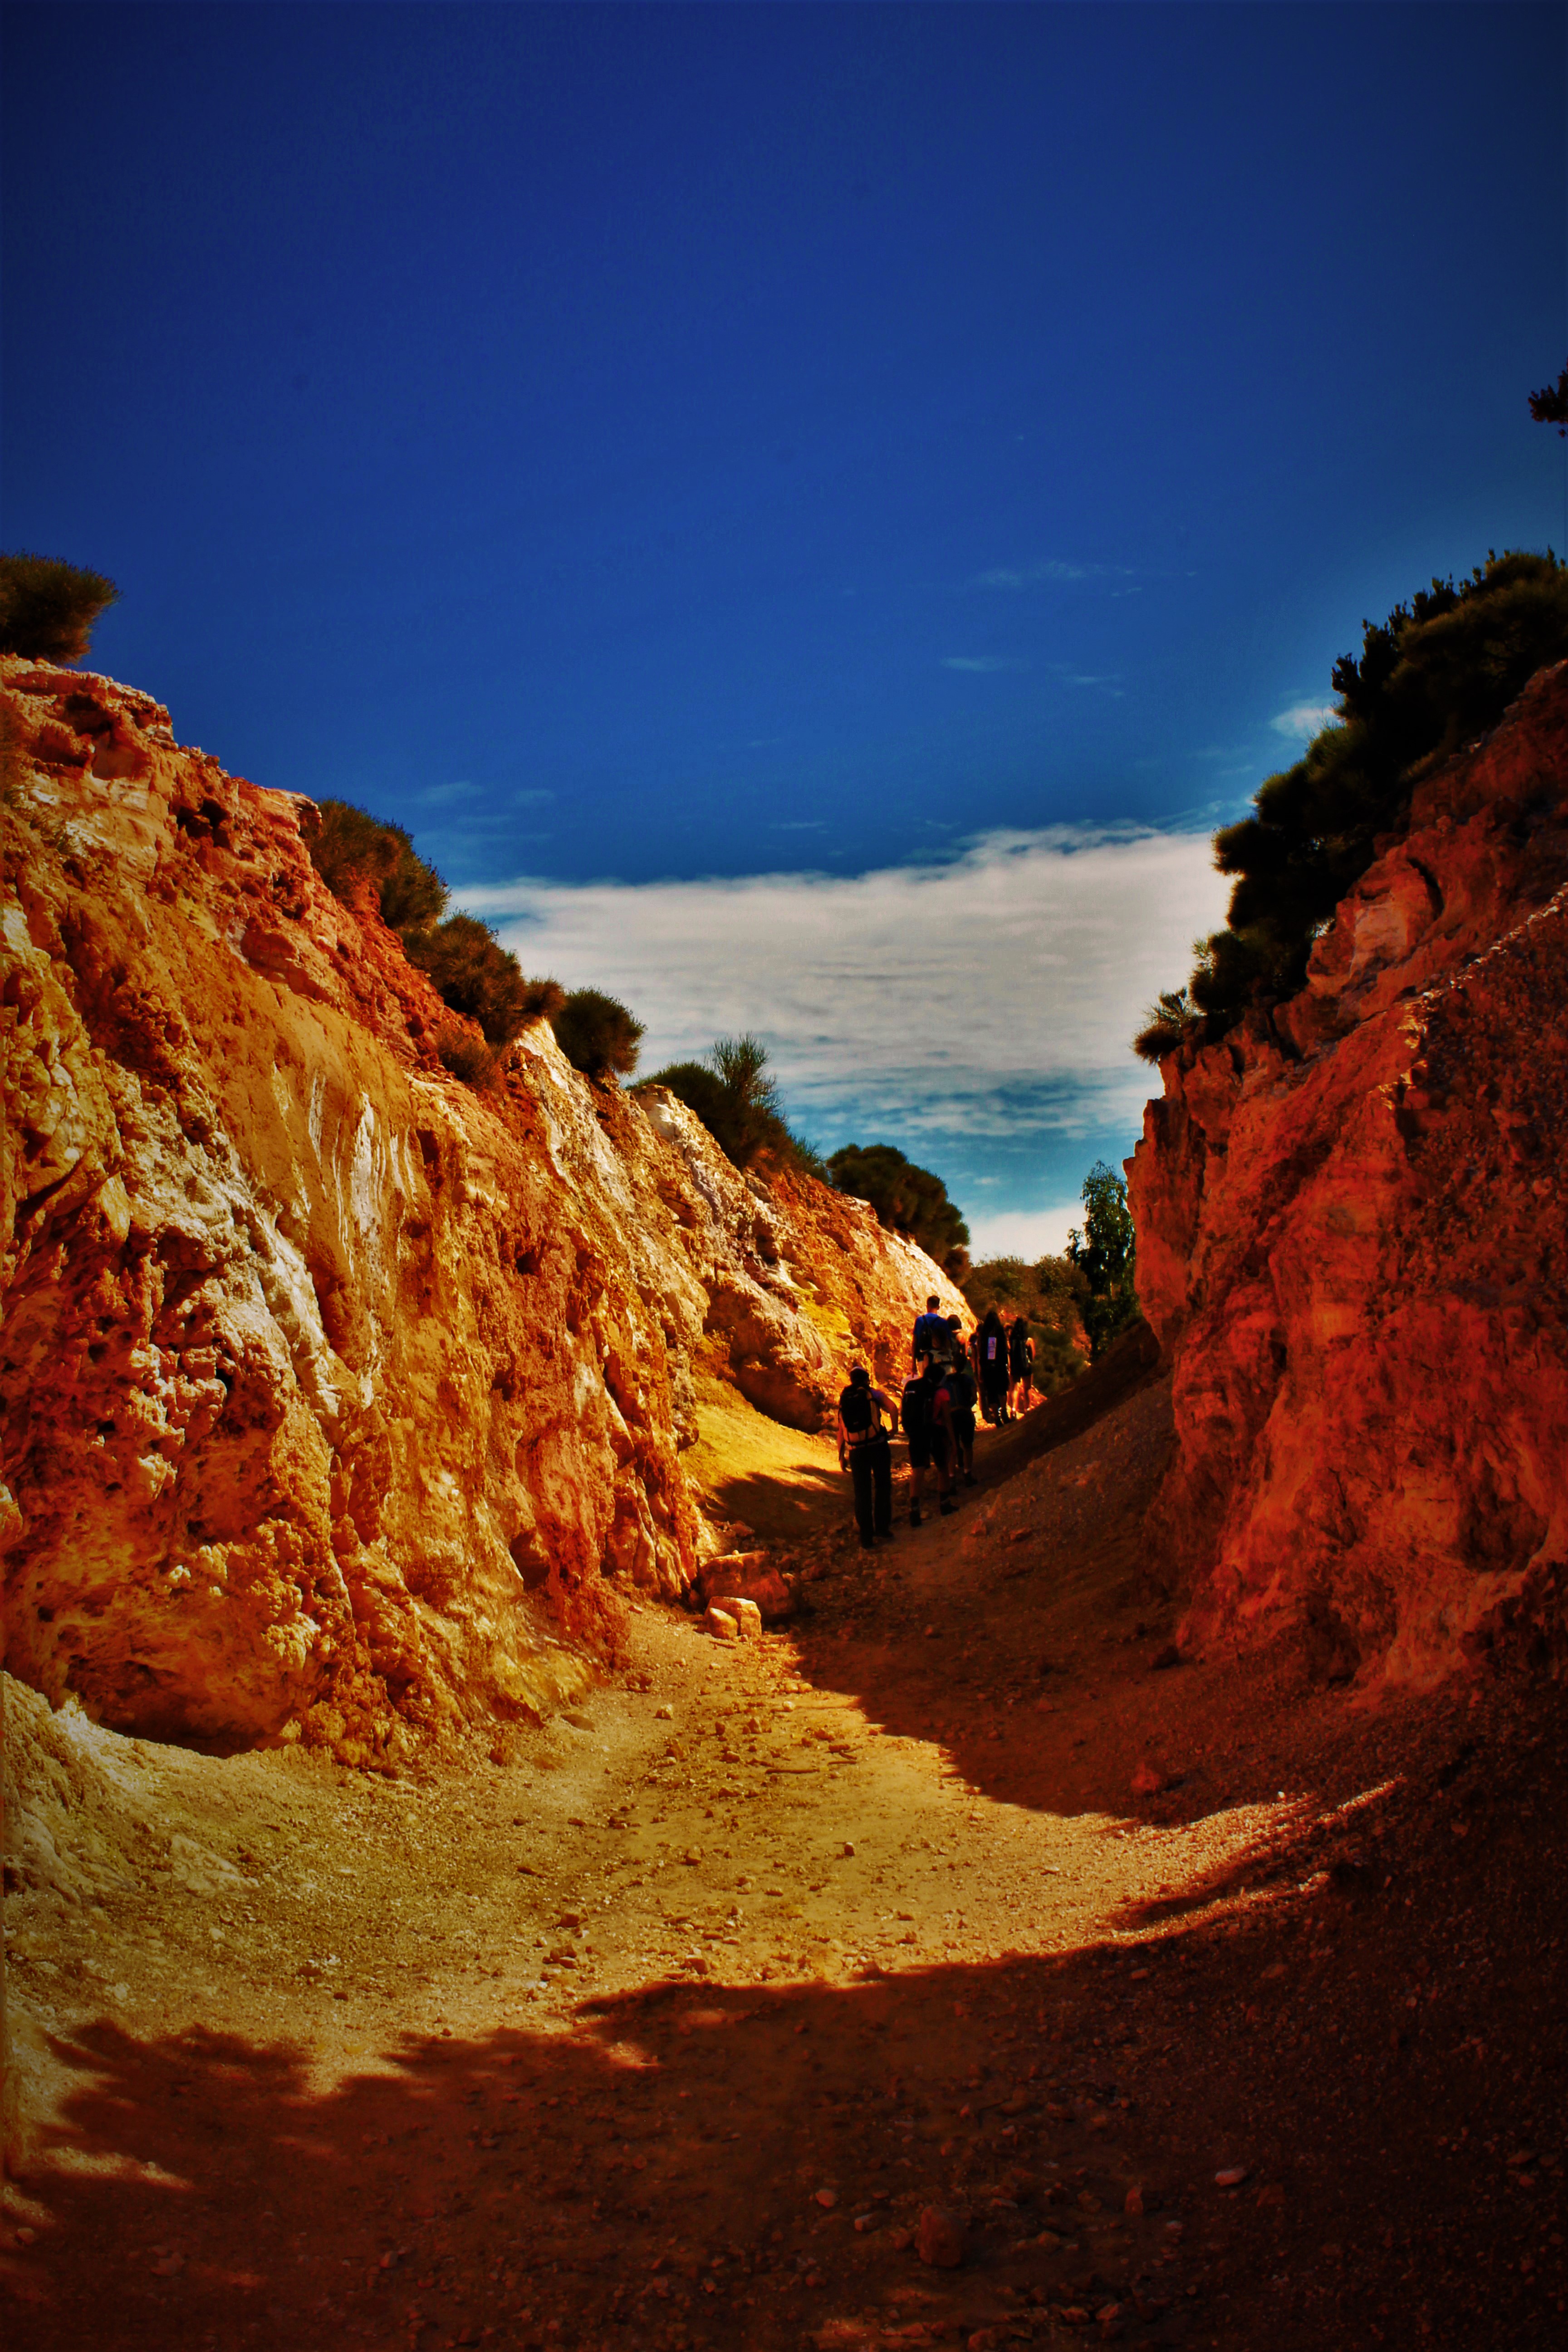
0, 657, 957, 1758
1130, 661, 1568, 1688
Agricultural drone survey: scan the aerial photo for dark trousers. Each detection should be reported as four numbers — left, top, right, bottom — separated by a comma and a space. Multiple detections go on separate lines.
848, 1436, 892, 1541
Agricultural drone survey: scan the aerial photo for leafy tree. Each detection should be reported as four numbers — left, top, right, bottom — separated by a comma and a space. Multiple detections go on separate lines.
551, 988, 645, 1083
1066, 1161, 1139, 1357
961, 1252, 1089, 1395
0, 551, 118, 663
828, 1142, 970, 1277
1142, 550, 1568, 1049
310, 799, 450, 932
1529, 363, 1568, 432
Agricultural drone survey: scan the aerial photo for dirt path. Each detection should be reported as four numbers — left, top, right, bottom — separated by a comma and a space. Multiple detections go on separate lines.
4, 1380, 1565, 2352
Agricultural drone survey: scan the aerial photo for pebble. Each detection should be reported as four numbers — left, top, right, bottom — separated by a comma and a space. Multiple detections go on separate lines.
1130, 1762, 1166, 1797
814, 2187, 838, 2208
705, 1607, 739, 1642
655, 1704, 674, 1720
1124, 2186, 1145, 2215
916, 2205, 967, 2268
1215, 2166, 1248, 2188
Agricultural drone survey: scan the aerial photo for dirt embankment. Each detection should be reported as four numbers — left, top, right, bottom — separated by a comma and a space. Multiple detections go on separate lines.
0, 656, 958, 1765
5, 1371, 1564, 2352
1130, 660, 1568, 1690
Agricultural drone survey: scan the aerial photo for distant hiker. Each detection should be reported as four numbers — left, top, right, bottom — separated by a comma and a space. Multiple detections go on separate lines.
911, 1294, 947, 1369
927, 1360, 960, 1514
1009, 1315, 1035, 1416
838, 1367, 897, 1549
977, 1308, 1010, 1424
945, 1318, 979, 1484
900, 1357, 942, 1525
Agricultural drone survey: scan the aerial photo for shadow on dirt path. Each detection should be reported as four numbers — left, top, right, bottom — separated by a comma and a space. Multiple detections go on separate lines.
5, 1331, 1565, 2352
6, 1769, 1564, 2352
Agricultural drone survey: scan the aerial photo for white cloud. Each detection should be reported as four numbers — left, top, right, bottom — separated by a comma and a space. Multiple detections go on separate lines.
1270, 701, 1339, 740
941, 654, 1028, 672
463, 824, 1228, 1144
965, 1205, 1083, 1262
971, 559, 1089, 588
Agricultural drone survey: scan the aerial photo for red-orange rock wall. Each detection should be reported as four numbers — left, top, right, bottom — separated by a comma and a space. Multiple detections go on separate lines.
1128, 662, 1568, 1688
1, 658, 956, 1759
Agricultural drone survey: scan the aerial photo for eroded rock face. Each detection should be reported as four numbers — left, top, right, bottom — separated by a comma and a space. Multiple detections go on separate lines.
1129, 662, 1568, 1690
0, 658, 958, 1758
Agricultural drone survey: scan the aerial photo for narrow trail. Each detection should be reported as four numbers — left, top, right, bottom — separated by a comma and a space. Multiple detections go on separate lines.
4, 1375, 1565, 2352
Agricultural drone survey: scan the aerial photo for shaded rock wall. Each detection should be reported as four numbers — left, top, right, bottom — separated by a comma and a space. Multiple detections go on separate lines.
0, 657, 957, 1759
1129, 662, 1568, 1689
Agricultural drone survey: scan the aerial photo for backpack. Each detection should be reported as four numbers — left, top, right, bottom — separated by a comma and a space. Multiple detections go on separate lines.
947, 1364, 976, 1415
840, 1384, 876, 1440
901, 1377, 930, 1441
1009, 1323, 1031, 1372
984, 1333, 1003, 1365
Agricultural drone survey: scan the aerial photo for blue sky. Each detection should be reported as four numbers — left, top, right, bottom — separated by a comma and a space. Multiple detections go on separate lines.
5, 3, 1564, 1251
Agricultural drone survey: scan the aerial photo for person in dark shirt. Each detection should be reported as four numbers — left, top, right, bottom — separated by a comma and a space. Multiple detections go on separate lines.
911, 1294, 947, 1369
976, 1307, 1010, 1423
837, 1367, 897, 1548
1008, 1315, 1035, 1416
945, 1319, 978, 1484
927, 1361, 959, 1515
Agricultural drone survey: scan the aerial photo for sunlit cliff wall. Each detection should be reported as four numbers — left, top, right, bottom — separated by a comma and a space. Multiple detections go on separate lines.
1129, 662, 1568, 1688
0, 657, 959, 1761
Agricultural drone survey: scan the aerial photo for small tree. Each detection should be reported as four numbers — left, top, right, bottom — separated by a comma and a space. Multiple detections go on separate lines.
1066, 1161, 1139, 1357
644, 1032, 817, 1173
551, 988, 644, 1083
0, 552, 118, 663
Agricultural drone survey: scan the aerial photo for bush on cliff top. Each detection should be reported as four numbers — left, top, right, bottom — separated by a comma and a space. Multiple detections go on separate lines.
0, 551, 118, 664
828, 1142, 970, 1279
550, 988, 645, 1083
642, 1034, 823, 1178
311, 799, 451, 932
309, 799, 562, 1049
1137, 548, 1568, 1056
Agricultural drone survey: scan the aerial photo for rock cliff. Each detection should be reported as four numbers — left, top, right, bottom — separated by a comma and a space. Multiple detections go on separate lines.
1130, 661, 1568, 1688
0, 657, 961, 1762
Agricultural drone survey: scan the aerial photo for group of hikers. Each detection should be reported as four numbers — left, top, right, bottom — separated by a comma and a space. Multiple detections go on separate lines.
835, 1296, 1037, 1549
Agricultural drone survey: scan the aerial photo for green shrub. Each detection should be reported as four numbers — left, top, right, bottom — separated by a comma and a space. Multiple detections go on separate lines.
435, 1026, 498, 1090
1066, 1161, 1139, 1358
643, 1033, 818, 1175
0, 551, 118, 663
828, 1142, 970, 1277
310, 799, 450, 932
551, 988, 645, 1083
1147, 549, 1568, 1049
405, 914, 564, 1046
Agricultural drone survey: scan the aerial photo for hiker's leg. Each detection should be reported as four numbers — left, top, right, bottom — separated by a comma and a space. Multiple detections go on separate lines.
872, 1439, 892, 1536
849, 1450, 875, 1545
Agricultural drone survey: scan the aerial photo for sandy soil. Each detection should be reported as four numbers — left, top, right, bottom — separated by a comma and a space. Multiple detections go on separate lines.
4, 1373, 1565, 2352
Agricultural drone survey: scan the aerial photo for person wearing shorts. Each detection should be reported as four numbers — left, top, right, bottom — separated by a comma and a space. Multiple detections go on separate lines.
901, 1360, 941, 1525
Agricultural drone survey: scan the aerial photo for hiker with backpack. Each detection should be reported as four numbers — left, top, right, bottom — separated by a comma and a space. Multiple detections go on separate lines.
976, 1307, 1010, 1424
837, 1366, 898, 1549
945, 1317, 979, 1484
911, 1293, 947, 1370
1008, 1314, 1036, 1416
900, 1356, 946, 1526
